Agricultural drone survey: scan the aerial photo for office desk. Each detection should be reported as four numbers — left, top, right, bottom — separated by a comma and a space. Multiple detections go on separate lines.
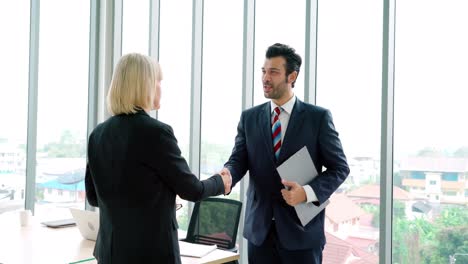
0, 212, 239, 264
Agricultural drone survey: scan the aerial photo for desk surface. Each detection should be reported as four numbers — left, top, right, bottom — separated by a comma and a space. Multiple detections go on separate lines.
0, 212, 238, 264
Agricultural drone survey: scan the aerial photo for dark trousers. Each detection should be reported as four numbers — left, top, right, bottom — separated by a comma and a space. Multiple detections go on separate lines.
248, 222, 323, 264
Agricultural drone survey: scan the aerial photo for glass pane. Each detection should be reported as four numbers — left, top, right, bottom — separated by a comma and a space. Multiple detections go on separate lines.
317, 1, 382, 263
35, 0, 90, 221
0, 1, 29, 214
394, 1, 468, 263
158, 0, 192, 231
201, 0, 243, 201
122, 0, 150, 55
254, 0, 305, 104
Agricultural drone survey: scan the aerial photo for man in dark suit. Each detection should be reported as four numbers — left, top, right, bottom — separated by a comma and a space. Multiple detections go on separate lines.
85, 53, 231, 264
222, 43, 349, 263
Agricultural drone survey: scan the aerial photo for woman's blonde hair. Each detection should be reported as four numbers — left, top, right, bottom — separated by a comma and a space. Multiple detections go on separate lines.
107, 53, 162, 115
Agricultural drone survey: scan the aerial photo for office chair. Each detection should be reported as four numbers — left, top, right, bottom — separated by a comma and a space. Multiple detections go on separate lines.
184, 197, 242, 264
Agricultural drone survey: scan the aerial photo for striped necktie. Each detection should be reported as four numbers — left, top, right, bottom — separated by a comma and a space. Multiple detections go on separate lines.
272, 107, 282, 160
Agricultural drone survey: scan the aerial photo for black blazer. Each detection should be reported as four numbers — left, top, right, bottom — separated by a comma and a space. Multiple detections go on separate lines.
225, 98, 349, 250
85, 110, 224, 264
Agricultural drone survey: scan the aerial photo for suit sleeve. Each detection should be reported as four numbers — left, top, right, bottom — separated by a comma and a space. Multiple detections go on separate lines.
224, 112, 249, 188
85, 163, 98, 207
309, 110, 350, 203
152, 125, 224, 201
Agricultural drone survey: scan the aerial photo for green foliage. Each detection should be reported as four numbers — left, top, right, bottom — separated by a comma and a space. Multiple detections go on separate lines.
177, 205, 189, 231
393, 217, 434, 264
423, 225, 468, 263
361, 204, 379, 228
35, 189, 44, 201
41, 130, 86, 158
393, 205, 468, 264
453, 146, 468, 157
435, 206, 468, 227
200, 142, 232, 174
393, 201, 405, 217
197, 202, 238, 237
393, 172, 403, 188
424, 207, 468, 263
416, 147, 444, 157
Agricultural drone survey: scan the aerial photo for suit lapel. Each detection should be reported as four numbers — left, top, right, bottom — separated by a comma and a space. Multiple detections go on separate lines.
278, 98, 305, 163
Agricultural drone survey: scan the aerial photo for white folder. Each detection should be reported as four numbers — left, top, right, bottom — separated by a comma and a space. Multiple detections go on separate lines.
276, 146, 330, 226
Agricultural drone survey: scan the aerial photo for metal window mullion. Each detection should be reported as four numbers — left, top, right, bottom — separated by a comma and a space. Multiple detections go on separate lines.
304, 0, 318, 105
149, 0, 160, 120
148, 0, 160, 62
188, 0, 204, 217
25, 0, 40, 213
102, 0, 123, 122
380, 0, 396, 263
85, 0, 101, 211
239, 0, 255, 263
113, 0, 123, 67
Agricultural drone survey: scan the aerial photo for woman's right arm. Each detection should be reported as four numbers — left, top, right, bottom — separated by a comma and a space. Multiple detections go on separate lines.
150, 125, 228, 202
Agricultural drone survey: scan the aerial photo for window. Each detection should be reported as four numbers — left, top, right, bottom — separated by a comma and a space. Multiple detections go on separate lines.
35, 0, 90, 221
158, 0, 193, 231
317, 0, 382, 261
394, 1, 468, 263
122, 0, 150, 55
0, 1, 29, 214
200, 0, 243, 203
442, 172, 458, 182
254, 0, 305, 105
411, 171, 426, 180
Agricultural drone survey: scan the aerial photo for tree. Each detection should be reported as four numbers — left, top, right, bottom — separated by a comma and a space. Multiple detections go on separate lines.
424, 206, 468, 263
393, 206, 468, 264
416, 147, 444, 157
393, 171, 403, 188
361, 203, 379, 228
42, 130, 86, 158
393, 217, 435, 264
453, 146, 468, 157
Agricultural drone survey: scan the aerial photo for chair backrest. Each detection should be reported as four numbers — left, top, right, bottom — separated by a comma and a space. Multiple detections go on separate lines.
185, 197, 242, 250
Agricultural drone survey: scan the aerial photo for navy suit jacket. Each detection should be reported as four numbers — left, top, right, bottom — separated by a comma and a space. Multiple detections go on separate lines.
225, 98, 349, 250
85, 110, 224, 264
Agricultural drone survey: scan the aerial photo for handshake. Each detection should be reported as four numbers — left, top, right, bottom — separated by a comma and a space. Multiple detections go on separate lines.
219, 167, 232, 195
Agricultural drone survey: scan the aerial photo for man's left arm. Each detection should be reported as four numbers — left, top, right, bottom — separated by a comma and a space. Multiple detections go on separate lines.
281, 109, 350, 206
308, 109, 350, 204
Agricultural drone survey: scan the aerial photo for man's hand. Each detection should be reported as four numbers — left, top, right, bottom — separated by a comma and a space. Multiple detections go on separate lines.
219, 167, 232, 195
281, 179, 307, 206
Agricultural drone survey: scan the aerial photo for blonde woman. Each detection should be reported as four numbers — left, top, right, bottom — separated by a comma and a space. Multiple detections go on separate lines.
85, 53, 231, 264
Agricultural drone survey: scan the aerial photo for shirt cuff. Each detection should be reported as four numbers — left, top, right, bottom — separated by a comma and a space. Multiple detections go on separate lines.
303, 185, 318, 203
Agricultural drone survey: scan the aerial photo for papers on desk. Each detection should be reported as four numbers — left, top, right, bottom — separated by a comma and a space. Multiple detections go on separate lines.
179, 241, 217, 258
276, 146, 330, 226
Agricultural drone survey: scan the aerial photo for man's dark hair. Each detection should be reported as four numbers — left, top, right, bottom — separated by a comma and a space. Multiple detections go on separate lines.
265, 43, 302, 88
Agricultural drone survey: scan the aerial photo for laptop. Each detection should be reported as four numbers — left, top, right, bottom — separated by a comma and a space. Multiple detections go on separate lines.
41, 218, 76, 228
69, 208, 100, 241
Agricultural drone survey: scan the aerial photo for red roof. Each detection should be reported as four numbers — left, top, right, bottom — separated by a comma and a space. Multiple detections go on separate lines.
357, 213, 375, 227
324, 232, 355, 264
324, 232, 378, 264
345, 236, 377, 251
326, 194, 367, 224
